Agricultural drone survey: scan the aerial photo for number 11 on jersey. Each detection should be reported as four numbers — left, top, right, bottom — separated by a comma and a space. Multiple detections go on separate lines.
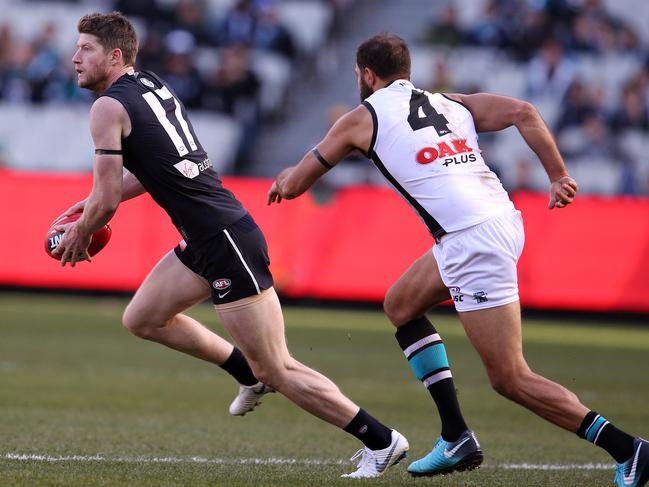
142, 86, 197, 156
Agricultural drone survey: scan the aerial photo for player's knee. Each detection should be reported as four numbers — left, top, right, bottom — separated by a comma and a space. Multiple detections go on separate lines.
122, 306, 156, 339
488, 368, 526, 401
383, 290, 411, 326
252, 368, 283, 391
249, 363, 284, 390
250, 358, 295, 391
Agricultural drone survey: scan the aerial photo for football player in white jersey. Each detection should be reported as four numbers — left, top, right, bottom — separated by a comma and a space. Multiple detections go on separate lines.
268, 33, 648, 486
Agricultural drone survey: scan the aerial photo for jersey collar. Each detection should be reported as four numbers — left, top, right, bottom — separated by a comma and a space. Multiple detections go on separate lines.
385, 79, 413, 90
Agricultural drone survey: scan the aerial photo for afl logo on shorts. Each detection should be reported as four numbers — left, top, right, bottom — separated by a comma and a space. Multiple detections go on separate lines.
140, 77, 155, 88
212, 278, 231, 290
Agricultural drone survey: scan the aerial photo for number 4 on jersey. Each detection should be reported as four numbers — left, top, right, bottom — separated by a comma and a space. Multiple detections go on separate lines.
408, 90, 451, 136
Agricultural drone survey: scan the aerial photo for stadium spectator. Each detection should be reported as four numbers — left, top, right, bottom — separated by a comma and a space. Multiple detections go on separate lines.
202, 44, 261, 168
0, 142, 7, 168
609, 84, 649, 133
173, 0, 216, 47
137, 29, 165, 73
112, 0, 164, 21
568, 12, 608, 53
159, 31, 203, 109
526, 38, 576, 101
554, 80, 601, 132
0, 41, 34, 103
558, 111, 618, 160
420, 4, 464, 47
508, 8, 553, 61
510, 158, 536, 192
617, 24, 642, 56
24, 22, 63, 104
216, 0, 256, 47
465, 0, 508, 48
0, 23, 14, 71
425, 58, 454, 94
251, 3, 296, 60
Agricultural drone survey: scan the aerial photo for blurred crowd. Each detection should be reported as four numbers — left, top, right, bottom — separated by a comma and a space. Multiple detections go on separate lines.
1, 0, 648, 194
420, 0, 649, 195
0, 0, 345, 170
0, 21, 90, 104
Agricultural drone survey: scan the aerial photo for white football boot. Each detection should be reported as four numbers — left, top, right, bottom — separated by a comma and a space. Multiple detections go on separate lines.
228, 382, 274, 416
341, 430, 409, 478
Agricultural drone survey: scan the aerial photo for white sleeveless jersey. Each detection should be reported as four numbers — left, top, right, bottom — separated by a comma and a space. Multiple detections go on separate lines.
363, 79, 514, 240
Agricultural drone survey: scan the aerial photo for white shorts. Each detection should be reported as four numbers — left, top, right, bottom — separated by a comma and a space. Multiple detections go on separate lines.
433, 209, 525, 312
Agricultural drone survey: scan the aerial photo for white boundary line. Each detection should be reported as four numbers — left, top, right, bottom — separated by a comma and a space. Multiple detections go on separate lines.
1, 453, 614, 470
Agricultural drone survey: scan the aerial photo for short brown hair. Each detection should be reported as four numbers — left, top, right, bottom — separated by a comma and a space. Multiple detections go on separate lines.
356, 33, 410, 79
78, 12, 138, 66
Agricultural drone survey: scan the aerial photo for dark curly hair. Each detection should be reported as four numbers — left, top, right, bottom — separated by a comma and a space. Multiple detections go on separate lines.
356, 33, 410, 79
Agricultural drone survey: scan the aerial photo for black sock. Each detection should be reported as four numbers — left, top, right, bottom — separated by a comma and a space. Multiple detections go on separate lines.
219, 348, 258, 386
577, 411, 635, 463
396, 317, 468, 442
343, 408, 392, 450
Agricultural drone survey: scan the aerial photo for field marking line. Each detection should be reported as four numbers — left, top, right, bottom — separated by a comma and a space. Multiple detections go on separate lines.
1, 453, 614, 470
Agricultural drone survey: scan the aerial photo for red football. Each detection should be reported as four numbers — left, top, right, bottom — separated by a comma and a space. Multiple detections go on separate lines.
45, 212, 112, 260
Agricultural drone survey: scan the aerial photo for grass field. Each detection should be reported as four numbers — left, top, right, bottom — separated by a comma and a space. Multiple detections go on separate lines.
1, 293, 648, 486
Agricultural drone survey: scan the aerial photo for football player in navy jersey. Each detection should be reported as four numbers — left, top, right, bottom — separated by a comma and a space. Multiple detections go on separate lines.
268, 33, 648, 486
52, 12, 409, 478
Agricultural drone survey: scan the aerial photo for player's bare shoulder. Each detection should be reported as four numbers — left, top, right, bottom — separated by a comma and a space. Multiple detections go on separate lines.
334, 104, 374, 154
90, 96, 131, 138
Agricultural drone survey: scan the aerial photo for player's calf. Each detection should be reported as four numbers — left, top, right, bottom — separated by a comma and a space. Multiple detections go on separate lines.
395, 316, 468, 442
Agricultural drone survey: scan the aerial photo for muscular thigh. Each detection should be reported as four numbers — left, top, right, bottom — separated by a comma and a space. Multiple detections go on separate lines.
216, 287, 290, 368
125, 250, 212, 323
385, 249, 451, 325
458, 301, 526, 375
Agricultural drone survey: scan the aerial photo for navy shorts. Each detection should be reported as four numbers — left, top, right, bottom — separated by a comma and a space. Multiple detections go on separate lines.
174, 213, 274, 304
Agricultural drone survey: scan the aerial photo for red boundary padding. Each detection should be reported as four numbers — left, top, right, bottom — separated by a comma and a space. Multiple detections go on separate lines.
3, 169, 649, 312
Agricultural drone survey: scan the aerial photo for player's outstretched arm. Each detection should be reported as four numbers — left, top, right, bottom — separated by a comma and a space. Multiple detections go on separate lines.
448, 92, 577, 209
77, 96, 125, 233
52, 170, 145, 225
268, 105, 373, 204
53, 96, 126, 266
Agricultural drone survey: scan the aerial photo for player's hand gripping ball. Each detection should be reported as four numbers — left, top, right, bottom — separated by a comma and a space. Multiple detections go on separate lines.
44, 212, 112, 260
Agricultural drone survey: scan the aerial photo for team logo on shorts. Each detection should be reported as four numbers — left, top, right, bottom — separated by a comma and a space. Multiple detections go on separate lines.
449, 286, 463, 302
473, 291, 488, 303
140, 77, 155, 88
212, 278, 231, 290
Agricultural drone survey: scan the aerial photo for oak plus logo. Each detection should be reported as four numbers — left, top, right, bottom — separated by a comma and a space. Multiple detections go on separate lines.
416, 138, 476, 166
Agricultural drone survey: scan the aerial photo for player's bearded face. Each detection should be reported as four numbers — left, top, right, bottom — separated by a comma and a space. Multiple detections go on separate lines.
72, 34, 111, 92
356, 66, 374, 101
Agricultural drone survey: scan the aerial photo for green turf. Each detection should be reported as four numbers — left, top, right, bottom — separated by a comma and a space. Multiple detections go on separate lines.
1, 293, 648, 486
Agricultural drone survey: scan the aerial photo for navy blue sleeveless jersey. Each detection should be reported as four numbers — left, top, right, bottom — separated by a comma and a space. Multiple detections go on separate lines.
102, 71, 247, 244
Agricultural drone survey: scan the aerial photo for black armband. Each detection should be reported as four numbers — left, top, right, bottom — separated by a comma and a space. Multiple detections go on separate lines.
312, 147, 333, 170
95, 149, 123, 155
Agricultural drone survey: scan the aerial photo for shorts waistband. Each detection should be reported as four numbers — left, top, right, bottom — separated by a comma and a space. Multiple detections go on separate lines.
436, 209, 520, 245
